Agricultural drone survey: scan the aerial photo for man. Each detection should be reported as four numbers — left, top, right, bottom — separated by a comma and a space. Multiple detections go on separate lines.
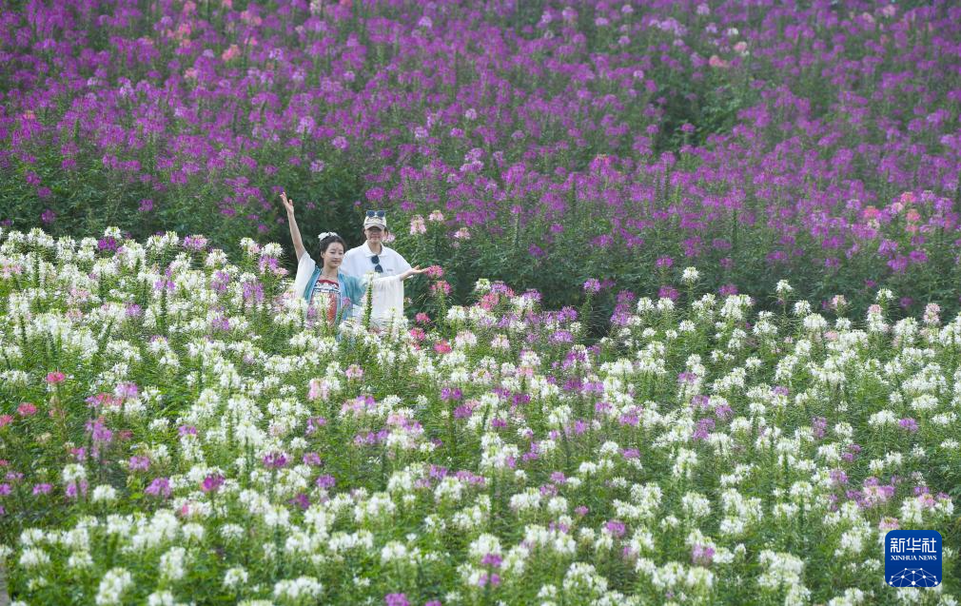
341, 210, 414, 329
341, 210, 412, 279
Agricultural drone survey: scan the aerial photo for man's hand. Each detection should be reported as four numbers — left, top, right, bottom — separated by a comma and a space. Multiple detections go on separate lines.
400, 266, 428, 281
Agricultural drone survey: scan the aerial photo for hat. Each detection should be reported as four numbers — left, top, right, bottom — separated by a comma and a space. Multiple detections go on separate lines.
364, 210, 387, 230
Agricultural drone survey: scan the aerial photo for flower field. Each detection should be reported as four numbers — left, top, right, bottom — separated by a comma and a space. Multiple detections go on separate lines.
3, 0, 961, 604
0, 227, 959, 604
2, 1, 961, 314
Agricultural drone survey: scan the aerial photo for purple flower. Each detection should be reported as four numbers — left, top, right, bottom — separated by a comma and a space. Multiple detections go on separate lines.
605, 519, 626, 538
316, 474, 336, 489
263, 452, 288, 469
128, 456, 151, 471
898, 418, 918, 432
691, 417, 715, 441
583, 278, 601, 293
830, 469, 848, 486
289, 493, 310, 510
385, 593, 410, 606
146, 477, 171, 498
65, 480, 88, 499
440, 387, 462, 401
201, 474, 225, 493
811, 417, 827, 439
658, 285, 680, 301
692, 544, 714, 566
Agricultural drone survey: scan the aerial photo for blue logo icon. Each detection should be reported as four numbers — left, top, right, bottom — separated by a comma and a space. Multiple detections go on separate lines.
885, 530, 942, 587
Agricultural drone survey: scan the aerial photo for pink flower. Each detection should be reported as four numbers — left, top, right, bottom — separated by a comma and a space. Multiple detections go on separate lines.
46, 371, 66, 384
308, 378, 330, 401
221, 44, 240, 61
433, 340, 451, 354
879, 517, 899, 532
345, 364, 364, 380
708, 55, 729, 68
431, 281, 452, 296
425, 265, 444, 279
409, 216, 427, 235
17, 403, 37, 416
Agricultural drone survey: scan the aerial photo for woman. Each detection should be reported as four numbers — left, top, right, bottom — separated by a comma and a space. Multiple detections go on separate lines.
281, 192, 425, 328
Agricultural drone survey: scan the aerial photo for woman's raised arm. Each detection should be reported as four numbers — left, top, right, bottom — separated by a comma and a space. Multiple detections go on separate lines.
280, 191, 306, 262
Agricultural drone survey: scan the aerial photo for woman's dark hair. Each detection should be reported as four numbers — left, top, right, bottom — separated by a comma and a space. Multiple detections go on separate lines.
319, 234, 347, 255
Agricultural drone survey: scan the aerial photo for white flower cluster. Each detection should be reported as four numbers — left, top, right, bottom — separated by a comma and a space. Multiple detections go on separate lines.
1, 231, 958, 604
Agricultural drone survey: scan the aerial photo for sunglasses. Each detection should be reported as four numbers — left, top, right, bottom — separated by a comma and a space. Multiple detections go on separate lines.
371, 254, 383, 273
366, 210, 386, 218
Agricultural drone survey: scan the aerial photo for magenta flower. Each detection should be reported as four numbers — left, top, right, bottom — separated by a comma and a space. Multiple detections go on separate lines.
201, 474, 225, 493
385, 594, 409, 606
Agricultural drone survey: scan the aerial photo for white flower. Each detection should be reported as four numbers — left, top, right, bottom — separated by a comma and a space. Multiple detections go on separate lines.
682, 267, 700, 284
273, 576, 323, 601
96, 568, 134, 605
159, 546, 187, 581
92, 484, 118, 503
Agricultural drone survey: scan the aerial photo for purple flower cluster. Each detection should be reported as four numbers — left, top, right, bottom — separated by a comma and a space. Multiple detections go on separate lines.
1, 1, 958, 311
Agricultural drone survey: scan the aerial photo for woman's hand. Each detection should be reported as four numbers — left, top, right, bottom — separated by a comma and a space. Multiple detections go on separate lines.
400, 266, 428, 281
281, 191, 306, 261
280, 191, 295, 216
